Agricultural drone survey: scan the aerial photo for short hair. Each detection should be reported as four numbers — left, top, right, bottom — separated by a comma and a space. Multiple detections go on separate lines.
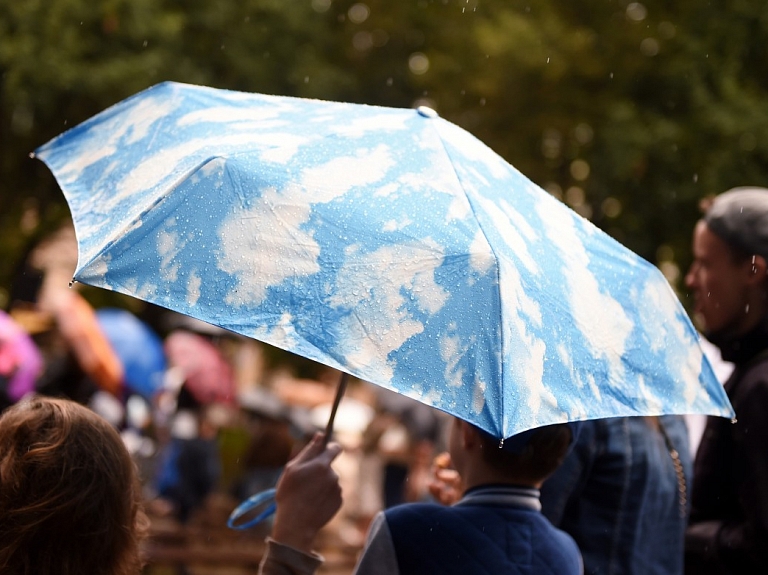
0, 397, 148, 575
704, 187, 768, 262
476, 423, 573, 484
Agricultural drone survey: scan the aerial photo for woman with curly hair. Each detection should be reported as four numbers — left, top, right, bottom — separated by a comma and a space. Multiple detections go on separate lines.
0, 396, 148, 575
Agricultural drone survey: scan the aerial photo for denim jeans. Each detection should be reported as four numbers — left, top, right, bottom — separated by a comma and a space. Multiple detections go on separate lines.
541, 416, 691, 575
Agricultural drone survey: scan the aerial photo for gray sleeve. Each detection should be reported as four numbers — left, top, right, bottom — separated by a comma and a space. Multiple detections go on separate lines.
352, 512, 400, 575
258, 538, 324, 575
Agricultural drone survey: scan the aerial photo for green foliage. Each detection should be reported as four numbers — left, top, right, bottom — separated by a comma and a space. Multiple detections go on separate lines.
2, 0, 768, 308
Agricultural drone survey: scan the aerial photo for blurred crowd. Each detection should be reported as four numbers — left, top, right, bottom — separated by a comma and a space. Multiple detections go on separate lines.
1, 245, 449, 567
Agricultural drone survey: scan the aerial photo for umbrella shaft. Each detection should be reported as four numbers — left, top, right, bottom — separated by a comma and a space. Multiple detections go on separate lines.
323, 372, 349, 446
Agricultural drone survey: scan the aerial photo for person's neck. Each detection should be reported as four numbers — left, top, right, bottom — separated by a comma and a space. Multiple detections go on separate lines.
708, 314, 768, 364
460, 466, 541, 492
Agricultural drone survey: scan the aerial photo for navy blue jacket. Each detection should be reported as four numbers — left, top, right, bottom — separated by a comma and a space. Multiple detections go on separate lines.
358, 486, 582, 575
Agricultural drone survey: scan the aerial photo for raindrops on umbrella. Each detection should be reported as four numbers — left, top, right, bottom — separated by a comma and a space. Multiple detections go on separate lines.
34, 81, 733, 439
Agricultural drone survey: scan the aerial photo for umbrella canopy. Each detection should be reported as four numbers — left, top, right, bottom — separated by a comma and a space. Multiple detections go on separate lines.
51, 290, 123, 396
96, 308, 167, 400
164, 330, 236, 405
34, 82, 733, 439
0, 310, 43, 402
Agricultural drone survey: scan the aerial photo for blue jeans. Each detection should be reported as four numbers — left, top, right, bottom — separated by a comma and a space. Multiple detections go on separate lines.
541, 416, 691, 575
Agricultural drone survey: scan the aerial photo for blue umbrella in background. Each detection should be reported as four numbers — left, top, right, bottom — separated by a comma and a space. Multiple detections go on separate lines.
96, 308, 166, 400
34, 82, 733, 440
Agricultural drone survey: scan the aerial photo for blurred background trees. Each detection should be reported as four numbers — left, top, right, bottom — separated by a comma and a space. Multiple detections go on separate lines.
2, 0, 767, 310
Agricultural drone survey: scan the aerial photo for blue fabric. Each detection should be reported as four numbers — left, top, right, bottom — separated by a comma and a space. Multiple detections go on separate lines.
95, 308, 166, 399
541, 416, 691, 575
155, 439, 181, 496
386, 494, 582, 575
156, 436, 221, 523
35, 81, 733, 440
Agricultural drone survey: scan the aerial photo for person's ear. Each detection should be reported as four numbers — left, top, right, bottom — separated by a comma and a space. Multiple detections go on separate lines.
746, 255, 768, 285
460, 421, 479, 450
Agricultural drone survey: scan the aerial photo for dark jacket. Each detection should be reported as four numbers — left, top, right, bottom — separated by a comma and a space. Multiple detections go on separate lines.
541, 416, 691, 575
383, 486, 582, 575
686, 322, 768, 574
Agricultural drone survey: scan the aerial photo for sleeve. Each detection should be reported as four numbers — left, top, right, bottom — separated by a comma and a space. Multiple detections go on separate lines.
258, 538, 324, 575
352, 512, 400, 575
717, 378, 768, 568
687, 373, 768, 572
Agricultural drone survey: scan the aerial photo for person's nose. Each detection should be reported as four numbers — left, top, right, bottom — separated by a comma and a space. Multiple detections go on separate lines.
684, 263, 698, 290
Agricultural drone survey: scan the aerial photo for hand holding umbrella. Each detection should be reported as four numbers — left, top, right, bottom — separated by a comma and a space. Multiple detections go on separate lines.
271, 432, 343, 554
227, 373, 348, 530
228, 431, 343, 542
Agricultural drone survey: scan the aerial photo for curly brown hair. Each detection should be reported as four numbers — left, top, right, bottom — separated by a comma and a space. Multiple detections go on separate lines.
0, 397, 148, 575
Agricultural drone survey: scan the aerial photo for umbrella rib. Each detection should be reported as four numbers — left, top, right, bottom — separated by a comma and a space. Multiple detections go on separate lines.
74, 157, 221, 280
428, 117, 506, 437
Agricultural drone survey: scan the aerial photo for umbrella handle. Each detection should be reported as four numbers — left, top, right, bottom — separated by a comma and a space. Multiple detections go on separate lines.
322, 371, 349, 447
227, 488, 277, 530
227, 372, 349, 530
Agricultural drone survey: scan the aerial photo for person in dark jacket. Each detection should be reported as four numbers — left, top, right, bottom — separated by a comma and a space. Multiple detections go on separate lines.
540, 415, 691, 575
684, 187, 768, 573
258, 420, 583, 575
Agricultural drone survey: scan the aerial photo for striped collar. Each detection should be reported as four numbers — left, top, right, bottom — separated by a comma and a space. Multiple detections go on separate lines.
455, 484, 541, 511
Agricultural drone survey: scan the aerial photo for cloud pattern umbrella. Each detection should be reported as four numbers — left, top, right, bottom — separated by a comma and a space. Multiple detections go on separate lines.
34, 82, 732, 439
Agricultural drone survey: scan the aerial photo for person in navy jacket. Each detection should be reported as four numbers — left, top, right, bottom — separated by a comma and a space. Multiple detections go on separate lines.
258, 419, 583, 575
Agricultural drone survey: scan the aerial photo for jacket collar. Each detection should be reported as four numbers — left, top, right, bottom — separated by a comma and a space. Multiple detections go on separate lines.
708, 316, 768, 365
456, 484, 541, 511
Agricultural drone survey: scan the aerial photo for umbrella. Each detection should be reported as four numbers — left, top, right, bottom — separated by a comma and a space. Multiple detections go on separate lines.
164, 330, 236, 405
50, 290, 123, 397
0, 310, 43, 402
96, 308, 167, 400
33, 81, 733, 440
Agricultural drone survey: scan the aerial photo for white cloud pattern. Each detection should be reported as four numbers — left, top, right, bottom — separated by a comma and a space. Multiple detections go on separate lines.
35, 81, 734, 439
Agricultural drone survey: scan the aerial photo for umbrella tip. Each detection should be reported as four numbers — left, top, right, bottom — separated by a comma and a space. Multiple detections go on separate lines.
416, 106, 438, 119
69, 278, 77, 288
29, 152, 35, 159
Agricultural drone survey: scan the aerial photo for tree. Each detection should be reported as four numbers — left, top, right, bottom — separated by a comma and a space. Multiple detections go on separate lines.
2, 0, 768, 310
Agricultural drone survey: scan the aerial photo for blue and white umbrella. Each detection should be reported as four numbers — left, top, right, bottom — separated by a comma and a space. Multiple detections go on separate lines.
34, 82, 733, 440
